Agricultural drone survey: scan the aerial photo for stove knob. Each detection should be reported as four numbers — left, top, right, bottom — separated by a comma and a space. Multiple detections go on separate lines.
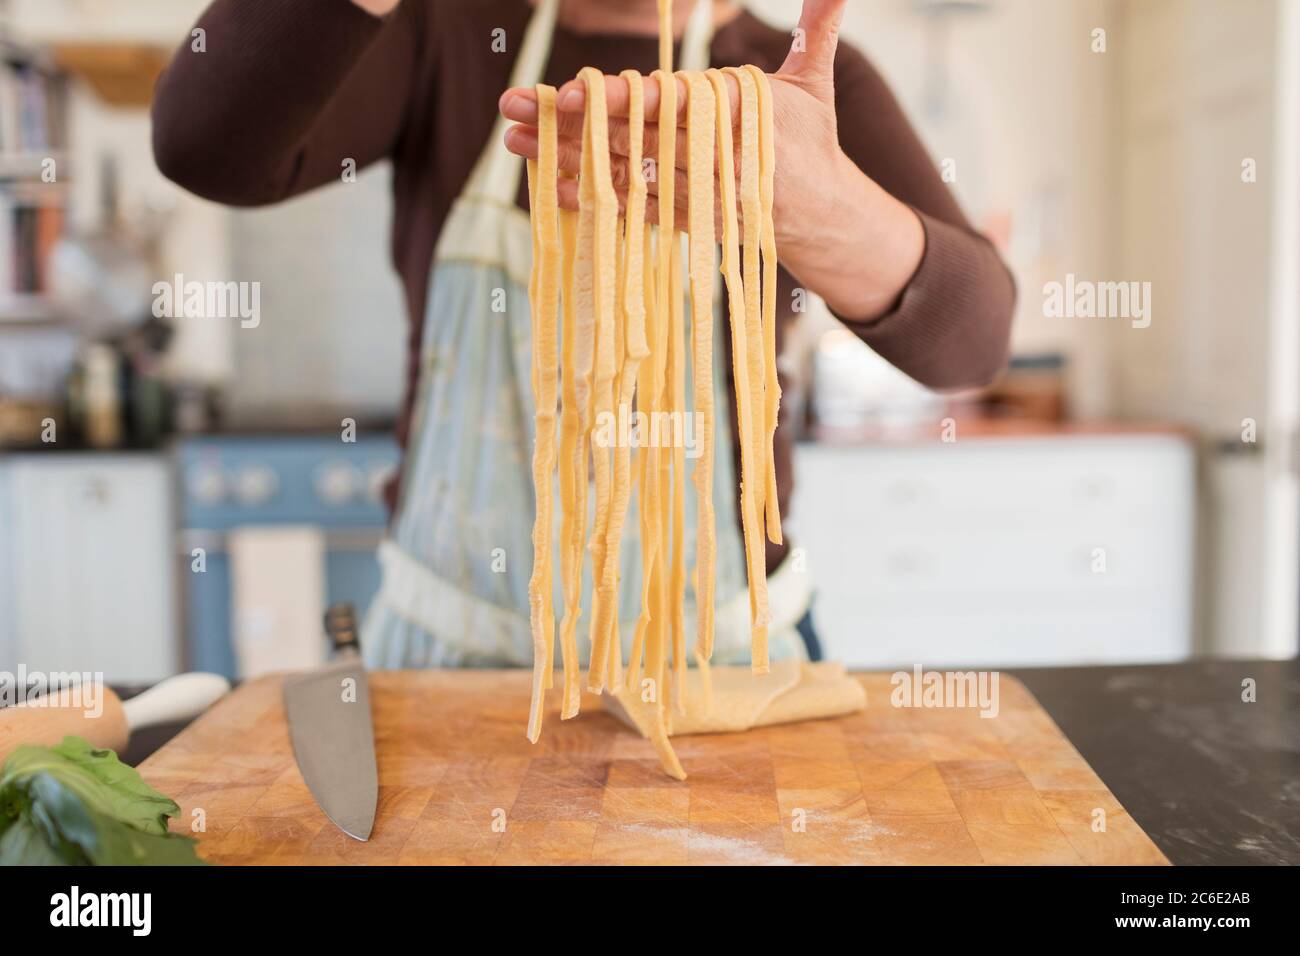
315, 462, 361, 506
187, 464, 227, 505
235, 465, 279, 506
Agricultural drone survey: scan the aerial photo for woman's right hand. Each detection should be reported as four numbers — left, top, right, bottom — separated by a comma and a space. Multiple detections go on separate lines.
352, 0, 401, 16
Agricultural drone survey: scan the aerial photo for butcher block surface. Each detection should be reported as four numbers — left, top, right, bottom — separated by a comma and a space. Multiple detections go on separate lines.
139, 670, 1167, 865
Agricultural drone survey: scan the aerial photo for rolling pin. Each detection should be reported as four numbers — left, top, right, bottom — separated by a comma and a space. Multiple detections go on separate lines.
0, 672, 231, 765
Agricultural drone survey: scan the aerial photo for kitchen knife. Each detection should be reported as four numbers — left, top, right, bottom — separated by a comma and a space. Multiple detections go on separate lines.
283, 603, 378, 842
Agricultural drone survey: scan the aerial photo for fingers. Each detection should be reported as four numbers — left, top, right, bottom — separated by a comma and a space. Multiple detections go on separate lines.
554, 73, 685, 127
507, 121, 707, 234
506, 68, 745, 131
778, 0, 847, 98
503, 71, 749, 173
555, 173, 728, 243
506, 117, 689, 182
501, 87, 586, 140
508, 124, 691, 204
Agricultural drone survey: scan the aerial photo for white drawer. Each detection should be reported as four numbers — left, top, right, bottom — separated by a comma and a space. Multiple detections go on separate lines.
789, 436, 1196, 667
796, 436, 1192, 530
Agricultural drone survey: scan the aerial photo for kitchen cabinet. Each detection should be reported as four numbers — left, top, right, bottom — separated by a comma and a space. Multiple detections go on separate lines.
0, 453, 178, 682
788, 434, 1196, 668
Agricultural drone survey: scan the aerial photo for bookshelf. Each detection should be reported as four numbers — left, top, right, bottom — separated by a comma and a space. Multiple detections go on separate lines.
0, 25, 70, 324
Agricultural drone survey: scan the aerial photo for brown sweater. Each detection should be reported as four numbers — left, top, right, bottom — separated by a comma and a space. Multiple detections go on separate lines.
152, 0, 1015, 574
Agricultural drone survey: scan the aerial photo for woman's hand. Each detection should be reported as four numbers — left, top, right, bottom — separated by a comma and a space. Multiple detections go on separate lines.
352, 0, 400, 16
499, 0, 924, 322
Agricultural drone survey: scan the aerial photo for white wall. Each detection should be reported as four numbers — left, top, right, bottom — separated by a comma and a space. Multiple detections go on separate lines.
747, 0, 1118, 416
1109, 0, 1292, 657
226, 166, 406, 418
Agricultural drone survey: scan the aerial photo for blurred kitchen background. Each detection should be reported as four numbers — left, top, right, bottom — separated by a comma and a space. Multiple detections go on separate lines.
0, 0, 1295, 682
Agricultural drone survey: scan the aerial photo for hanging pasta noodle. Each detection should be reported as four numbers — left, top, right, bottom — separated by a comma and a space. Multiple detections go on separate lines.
707, 67, 769, 675
524, 4, 783, 779
598, 69, 650, 692
746, 63, 783, 546
683, 69, 717, 668
583, 64, 620, 694
525, 84, 560, 742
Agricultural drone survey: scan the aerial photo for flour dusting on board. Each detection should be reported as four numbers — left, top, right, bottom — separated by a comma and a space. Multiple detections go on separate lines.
613, 820, 899, 864
614, 824, 796, 865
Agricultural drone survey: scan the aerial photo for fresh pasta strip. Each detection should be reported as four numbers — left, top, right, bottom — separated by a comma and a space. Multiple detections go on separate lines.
645, 50, 676, 731
727, 66, 769, 545
554, 65, 597, 721
526, 85, 561, 740
706, 69, 769, 672
600, 70, 650, 690
627, 68, 677, 695
556, 203, 583, 720
658, 0, 673, 78
657, 10, 688, 717
581, 66, 620, 692
676, 227, 709, 709
745, 64, 783, 546
682, 70, 717, 662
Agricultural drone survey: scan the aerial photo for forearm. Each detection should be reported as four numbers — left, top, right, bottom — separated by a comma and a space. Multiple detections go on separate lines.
151, 0, 398, 205
776, 150, 926, 322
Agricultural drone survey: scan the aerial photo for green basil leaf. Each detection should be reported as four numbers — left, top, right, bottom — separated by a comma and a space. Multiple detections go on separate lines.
0, 737, 206, 865
7, 773, 204, 866
1, 736, 178, 836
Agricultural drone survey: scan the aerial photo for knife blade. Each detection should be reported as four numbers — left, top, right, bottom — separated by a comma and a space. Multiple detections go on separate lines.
283, 604, 377, 841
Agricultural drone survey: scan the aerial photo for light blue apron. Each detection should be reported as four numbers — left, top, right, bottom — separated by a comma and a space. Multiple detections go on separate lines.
363, 0, 807, 670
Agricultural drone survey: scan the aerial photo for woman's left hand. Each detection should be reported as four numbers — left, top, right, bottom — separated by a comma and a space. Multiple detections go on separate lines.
499, 0, 925, 322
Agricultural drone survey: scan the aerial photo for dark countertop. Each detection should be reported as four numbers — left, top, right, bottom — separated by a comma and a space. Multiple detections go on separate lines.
1015, 658, 1299, 866
117, 657, 1300, 866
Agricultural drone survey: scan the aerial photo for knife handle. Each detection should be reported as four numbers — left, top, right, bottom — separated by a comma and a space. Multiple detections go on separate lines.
324, 603, 360, 660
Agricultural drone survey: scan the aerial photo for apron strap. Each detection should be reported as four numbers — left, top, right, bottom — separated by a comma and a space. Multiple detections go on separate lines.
680, 0, 716, 72
465, 0, 562, 204
469, 0, 719, 206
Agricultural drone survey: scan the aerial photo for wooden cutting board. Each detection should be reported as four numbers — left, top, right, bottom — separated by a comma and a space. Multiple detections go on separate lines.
139, 671, 1168, 865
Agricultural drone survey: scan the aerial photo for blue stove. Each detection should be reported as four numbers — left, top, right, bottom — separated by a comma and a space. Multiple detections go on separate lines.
177, 433, 399, 678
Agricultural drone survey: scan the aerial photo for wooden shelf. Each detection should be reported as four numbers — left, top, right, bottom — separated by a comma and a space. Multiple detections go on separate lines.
53, 43, 169, 107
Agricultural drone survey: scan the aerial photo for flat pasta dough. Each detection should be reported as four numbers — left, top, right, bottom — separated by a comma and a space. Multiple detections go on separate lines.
608, 662, 868, 738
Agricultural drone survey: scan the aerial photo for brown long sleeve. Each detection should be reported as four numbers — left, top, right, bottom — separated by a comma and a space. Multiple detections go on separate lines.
151, 0, 419, 206
151, 0, 1016, 574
